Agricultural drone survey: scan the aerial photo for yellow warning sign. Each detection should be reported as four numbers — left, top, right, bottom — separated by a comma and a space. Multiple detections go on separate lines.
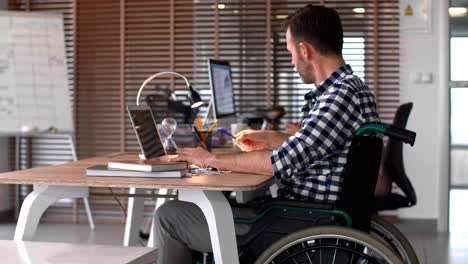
405, 4, 414, 16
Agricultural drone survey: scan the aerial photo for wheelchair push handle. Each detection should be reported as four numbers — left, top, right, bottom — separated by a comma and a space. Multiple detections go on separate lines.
356, 122, 416, 146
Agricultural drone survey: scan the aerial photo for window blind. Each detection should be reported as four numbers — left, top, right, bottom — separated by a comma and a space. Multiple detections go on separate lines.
9, 0, 400, 223
10, 0, 400, 163
193, 0, 400, 124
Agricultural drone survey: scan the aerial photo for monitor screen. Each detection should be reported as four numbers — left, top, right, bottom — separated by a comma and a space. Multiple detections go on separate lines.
127, 105, 166, 160
208, 59, 236, 118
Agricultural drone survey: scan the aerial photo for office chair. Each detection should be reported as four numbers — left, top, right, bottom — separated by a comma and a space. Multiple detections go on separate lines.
374, 102, 417, 211
371, 102, 419, 264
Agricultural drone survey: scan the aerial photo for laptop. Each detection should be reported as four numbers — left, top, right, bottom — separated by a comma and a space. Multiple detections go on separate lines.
126, 105, 168, 160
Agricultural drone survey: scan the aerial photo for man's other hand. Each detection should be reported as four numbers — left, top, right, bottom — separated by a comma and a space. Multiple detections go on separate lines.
284, 121, 302, 135
234, 130, 269, 152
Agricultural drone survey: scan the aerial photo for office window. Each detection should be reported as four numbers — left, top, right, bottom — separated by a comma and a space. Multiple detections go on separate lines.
451, 37, 468, 81
450, 39, 468, 187
451, 88, 468, 146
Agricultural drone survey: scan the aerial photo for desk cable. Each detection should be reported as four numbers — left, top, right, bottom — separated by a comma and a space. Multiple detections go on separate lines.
107, 187, 147, 247
188, 165, 230, 176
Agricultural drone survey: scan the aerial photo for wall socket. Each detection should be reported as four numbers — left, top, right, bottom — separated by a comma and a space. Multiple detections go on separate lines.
409, 72, 433, 84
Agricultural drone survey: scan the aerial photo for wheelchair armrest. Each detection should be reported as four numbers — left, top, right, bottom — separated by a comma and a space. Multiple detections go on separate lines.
252, 198, 335, 215
233, 198, 350, 226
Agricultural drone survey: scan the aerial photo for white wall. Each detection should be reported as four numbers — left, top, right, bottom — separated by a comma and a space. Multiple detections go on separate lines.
0, 0, 12, 212
399, 0, 449, 231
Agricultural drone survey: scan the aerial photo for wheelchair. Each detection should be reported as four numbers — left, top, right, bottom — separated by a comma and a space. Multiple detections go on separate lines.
198, 122, 416, 264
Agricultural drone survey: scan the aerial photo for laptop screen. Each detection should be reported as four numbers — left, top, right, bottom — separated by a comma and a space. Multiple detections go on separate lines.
127, 105, 166, 160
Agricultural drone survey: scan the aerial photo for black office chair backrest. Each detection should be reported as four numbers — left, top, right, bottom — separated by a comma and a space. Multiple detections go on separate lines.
337, 134, 383, 232
381, 102, 417, 207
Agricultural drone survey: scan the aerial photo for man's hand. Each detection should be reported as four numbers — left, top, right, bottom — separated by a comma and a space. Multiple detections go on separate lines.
169, 147, 215, 168
169, 147, 274, 176
234, 130, 269, 152
235, 129, 291, 152
285, 121, 302, 135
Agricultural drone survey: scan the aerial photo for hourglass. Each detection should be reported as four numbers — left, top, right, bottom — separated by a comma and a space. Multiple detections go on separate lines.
161, 118, 178, 154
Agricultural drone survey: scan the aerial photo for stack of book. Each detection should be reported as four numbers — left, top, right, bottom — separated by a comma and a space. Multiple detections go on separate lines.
86, 159, 188, 178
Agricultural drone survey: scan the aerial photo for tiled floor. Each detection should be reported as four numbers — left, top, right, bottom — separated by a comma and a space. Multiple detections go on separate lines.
394, 220, 468, 264
0, 220, 467, 263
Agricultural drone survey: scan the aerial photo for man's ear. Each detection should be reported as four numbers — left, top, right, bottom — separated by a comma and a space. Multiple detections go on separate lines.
298, 42, 315, 60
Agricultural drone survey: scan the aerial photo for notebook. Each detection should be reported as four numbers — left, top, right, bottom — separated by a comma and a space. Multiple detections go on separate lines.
108, 159, 187, 172
86, 165, 187, 178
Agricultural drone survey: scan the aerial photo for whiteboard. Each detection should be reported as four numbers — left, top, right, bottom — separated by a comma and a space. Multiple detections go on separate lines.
0, 11, 73, 134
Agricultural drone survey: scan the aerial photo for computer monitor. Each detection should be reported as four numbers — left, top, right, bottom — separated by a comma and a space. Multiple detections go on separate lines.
208, 59, 236, 118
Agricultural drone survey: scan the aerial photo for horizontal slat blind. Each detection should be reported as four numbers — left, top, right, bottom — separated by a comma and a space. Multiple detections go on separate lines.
10, 0, 400, 160
194, 0, 270, 117
326, 0, 400, 122
9, 0, 195, 223
75, 0, 122, 157
194, 0, 400, 123
9, 0, 399, 223
123, 0, 195, 153
270, 0, 322, 123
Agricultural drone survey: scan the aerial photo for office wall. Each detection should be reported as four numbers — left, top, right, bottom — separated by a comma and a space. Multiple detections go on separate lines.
398, 0, 449, 229
0, 0, 12, 213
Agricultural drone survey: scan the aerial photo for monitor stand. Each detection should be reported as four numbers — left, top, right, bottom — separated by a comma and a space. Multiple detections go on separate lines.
202, 100, 216, 129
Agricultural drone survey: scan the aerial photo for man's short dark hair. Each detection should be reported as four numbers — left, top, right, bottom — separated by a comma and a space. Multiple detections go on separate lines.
284, 4, 343, 56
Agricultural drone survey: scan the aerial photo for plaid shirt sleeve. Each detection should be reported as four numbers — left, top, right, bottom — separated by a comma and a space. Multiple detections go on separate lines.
270, 84, 362, 179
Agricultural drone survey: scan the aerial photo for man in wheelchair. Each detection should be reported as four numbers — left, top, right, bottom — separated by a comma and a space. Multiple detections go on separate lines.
159, 4, 382, 264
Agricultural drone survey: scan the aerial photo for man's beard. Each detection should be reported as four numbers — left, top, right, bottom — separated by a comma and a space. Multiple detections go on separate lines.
295, 58, 314, 84
298, 67, 314, 84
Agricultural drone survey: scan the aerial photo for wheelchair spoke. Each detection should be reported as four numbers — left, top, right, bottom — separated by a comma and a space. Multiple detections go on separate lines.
349, 240, 357, 263
306, 252, 313, 263
314, 237, 323, 263
301, 241, 313, 264
331, 238, 339, 264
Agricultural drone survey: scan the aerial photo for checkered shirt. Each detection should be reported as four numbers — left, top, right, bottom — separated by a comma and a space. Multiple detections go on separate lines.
270, 64, 379, 203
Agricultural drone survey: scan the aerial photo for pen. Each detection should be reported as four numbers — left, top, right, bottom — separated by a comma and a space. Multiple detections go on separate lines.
196, 116, 202, 131
218, 127, 236, 139
193, 126, 208, 149
204, 119, 218, 140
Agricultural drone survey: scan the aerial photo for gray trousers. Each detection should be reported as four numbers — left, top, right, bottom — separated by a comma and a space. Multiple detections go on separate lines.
154, 200, 251, 264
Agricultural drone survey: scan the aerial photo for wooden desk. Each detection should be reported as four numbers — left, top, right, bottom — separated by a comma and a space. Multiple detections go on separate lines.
0, 153, 273, 264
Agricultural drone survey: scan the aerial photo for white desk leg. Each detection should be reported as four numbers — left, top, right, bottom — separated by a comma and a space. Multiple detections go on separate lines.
179, 190, 239, 264
123, 187, 146, 246
147, 188, 174, 248
82, 197, 95, 230
14, 185, 89, 241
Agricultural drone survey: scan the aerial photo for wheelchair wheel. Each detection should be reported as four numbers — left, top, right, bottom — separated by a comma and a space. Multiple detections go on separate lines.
370, 215, 419, 264
254, 226, 402, 264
